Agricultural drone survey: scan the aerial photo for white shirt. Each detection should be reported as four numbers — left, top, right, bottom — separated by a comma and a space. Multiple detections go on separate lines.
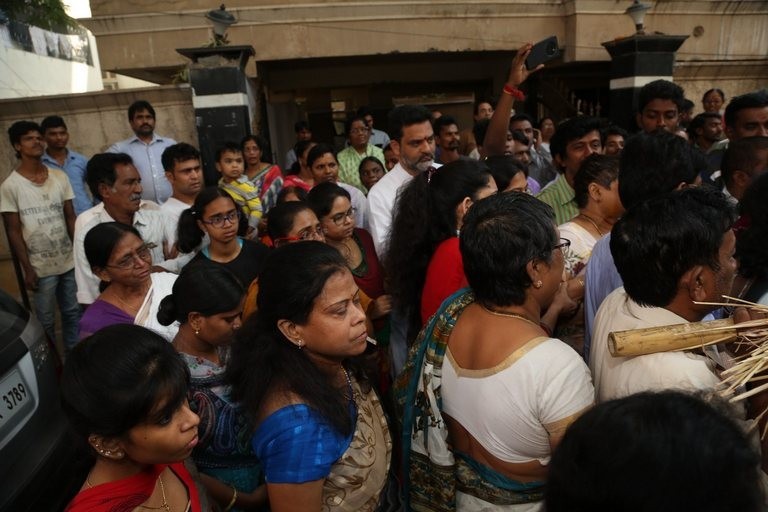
158, 196, 198, 272
0, 167, 75, 277
365, 163, 415, 258
74, 201, 170, 304
338, 182, 368, 229
159, 197, 191, 246
590, 287, 721, 403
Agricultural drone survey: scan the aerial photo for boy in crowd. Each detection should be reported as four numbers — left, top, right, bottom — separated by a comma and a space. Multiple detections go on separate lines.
216, 142, 262, 238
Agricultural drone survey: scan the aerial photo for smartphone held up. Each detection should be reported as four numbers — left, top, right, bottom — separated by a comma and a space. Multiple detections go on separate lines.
525, 36, 561, 70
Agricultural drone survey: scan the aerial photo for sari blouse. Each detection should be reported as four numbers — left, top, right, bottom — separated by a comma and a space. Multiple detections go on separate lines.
252, 377, 391, 511
65, 463, 200, 512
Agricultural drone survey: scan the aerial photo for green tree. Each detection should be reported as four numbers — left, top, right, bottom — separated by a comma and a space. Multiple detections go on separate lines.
2, 0, 77, 32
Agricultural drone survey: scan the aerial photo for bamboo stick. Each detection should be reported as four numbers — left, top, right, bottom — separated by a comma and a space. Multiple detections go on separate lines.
608, 318, 736, 357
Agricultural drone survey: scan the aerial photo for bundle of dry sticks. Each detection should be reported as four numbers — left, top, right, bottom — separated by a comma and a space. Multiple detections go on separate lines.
608, 296, 768, 435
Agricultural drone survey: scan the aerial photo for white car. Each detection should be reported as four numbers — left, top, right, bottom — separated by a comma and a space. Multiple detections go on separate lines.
0, 289, 76, 511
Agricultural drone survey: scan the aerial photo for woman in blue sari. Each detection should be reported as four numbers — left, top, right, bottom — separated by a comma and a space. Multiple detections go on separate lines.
227, 242, 392, 511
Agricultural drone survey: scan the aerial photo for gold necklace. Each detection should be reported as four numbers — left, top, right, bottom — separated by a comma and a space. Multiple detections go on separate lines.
138, 475, 171, 512
480, 304, 540, 328
112, 283, 150, 314
578, 212, 604, 237
86, 474, 170, 511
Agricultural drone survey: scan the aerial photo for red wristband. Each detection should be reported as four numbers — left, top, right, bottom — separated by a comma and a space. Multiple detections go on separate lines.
502, 84, 526, 101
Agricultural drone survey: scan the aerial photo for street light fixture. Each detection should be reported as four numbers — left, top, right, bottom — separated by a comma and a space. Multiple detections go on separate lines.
625, 0, 651, 35
205, 4, 236, 46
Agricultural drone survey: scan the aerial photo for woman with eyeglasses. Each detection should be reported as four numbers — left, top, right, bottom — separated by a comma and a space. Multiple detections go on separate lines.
78, 222, 178, 341
240, 201, 326, 319
396, 192, 594, 512
178, 186, 270, 289
308, 183, 385, 303
307, 143, 368, 229
308, 183, 392, 389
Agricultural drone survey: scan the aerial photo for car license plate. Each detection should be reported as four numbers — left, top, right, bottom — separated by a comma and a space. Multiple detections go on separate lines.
0, 369, 32, 429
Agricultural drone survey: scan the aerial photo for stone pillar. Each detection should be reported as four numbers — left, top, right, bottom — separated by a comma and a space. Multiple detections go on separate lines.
176, 45, 256, 185
601, 35, 688, 132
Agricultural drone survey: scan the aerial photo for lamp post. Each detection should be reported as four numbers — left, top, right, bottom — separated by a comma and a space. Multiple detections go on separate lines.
602, 1, 688, 131
177, 5, 254, 184
205, 4, 236, 46
625, 0, 651, 35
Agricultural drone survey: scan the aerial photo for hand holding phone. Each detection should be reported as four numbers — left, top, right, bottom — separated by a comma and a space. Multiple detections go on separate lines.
525, 36, 561, 70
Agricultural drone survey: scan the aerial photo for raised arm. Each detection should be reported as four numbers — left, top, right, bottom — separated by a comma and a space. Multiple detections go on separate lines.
484, 43, 544, 157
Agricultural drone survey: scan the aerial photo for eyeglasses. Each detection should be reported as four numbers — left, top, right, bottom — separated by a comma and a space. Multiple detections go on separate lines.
274, 225, 325, 245
553, 238, 571, 255
107, 242, 156, 269
330, 207, 357, 226
349, 127, 370, 135
201, 210, 240, 228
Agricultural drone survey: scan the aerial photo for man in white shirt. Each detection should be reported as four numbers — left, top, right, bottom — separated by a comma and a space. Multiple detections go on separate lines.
366, 105, 437, 257
590, 187, 737, 402
365, 104, 437, 375
108, 100, 177, 204
75, 153, 172, 304
160, 143, 204, 248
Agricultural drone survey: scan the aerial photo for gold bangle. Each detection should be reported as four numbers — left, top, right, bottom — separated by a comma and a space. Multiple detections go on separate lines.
224, 484, 238, 512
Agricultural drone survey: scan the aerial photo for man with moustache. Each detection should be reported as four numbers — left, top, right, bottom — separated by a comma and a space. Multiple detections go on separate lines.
2, 120, 80, 352
366, 104, 438, 257
73, 153, 172, 305
108, 100, 177, 204
433, 115, 462, 165
365, 105, 438, 375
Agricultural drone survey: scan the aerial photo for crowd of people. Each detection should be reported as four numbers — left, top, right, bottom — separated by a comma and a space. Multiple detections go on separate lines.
3, 41, 768, 511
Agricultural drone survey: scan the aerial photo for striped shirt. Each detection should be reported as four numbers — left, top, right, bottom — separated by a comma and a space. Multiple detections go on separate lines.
337, 145, 385, 193
536, 173, 577, 225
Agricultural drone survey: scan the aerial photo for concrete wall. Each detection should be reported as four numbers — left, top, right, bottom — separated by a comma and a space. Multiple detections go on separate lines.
0, 27, 103, 99
82, 0, 768, 83
0, 85, 196, 257
674, 61, 768, 115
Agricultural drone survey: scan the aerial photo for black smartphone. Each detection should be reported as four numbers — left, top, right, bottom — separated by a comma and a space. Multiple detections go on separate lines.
525, 36, 560, 70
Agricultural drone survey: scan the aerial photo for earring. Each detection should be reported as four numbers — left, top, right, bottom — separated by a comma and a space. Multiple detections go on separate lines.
194, 328, 200, 335
534, 280, 543, 289
297, 339, 304, 349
